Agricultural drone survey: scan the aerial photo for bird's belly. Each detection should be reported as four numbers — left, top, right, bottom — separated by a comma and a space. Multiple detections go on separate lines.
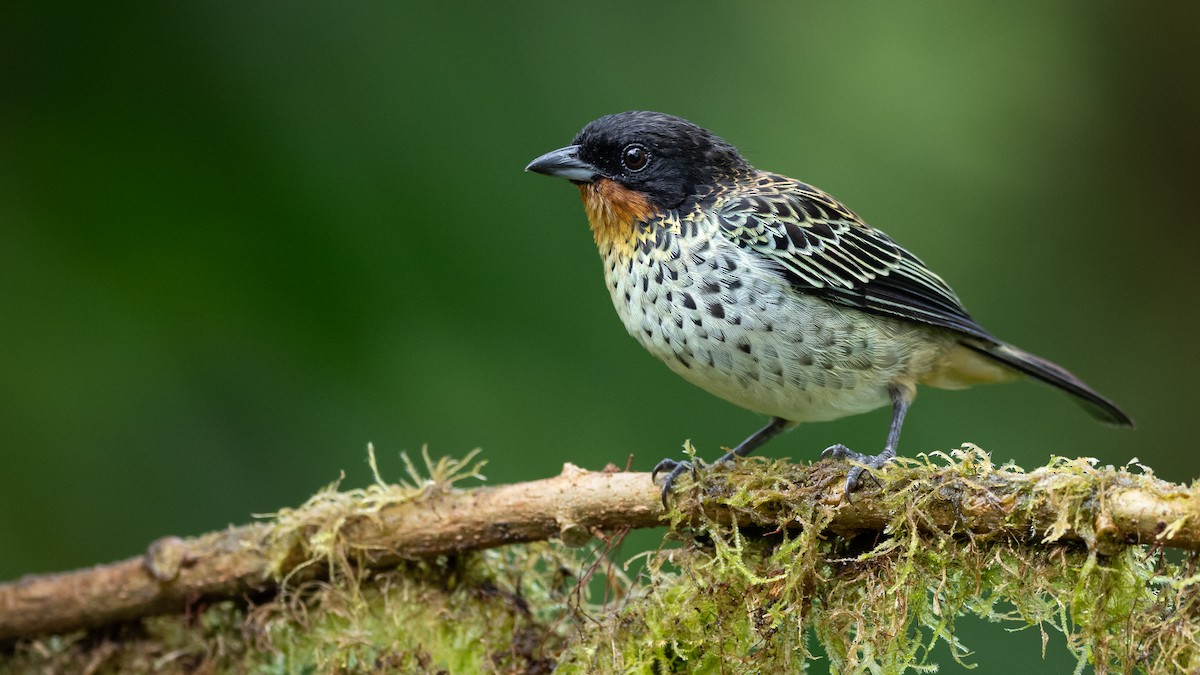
605, 246, 948, 423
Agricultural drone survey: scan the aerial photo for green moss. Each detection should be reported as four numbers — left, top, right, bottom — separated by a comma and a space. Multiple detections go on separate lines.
250, 546, 574, 674
558, 447, 1199, 673
4, 447, 1197, 674
1, 546, 578, 674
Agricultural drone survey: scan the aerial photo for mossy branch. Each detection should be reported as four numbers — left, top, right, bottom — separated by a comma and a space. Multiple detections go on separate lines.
1, 446, 1196, 645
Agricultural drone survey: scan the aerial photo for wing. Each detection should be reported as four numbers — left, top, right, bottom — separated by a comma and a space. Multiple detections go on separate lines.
714, 175, 995, 341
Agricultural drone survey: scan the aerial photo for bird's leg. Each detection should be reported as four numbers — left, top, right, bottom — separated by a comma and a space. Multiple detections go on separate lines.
821, 385, 912, 496
653, 416, 791, 506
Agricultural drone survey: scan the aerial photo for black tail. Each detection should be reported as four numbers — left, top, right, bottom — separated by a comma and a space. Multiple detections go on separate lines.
961, 339, 1134, 427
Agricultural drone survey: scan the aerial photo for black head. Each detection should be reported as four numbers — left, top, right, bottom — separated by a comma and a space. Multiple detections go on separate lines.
525, 111, 750, 210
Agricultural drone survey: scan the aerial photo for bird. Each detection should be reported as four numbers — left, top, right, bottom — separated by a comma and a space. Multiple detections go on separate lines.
525, 111, 1133, 505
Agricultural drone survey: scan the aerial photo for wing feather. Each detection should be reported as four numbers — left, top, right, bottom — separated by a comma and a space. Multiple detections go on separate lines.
715, 176, 994, 341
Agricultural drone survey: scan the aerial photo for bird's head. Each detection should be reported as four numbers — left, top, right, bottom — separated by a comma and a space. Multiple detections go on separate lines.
526, 111, 749, 212
526, 111, 750, 257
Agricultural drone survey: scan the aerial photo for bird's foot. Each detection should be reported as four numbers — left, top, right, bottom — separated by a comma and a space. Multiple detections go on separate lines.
820, 444, 894, 499
651, 456, 707, 507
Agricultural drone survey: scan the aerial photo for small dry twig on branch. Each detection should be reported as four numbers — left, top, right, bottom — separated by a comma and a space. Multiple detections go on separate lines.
0, 451, 1196, 642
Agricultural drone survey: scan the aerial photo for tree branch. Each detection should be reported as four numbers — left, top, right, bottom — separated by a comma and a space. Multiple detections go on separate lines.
1, 451, 1196, 642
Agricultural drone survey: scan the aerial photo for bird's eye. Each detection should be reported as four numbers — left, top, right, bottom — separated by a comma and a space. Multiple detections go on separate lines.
621, 144, 649, 172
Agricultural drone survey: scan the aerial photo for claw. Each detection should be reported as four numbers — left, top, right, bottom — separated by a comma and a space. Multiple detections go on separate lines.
821, 443, 893, 500
651, 458, 683, 483
820, 443, 851, 462
652, 418, 792, 508
651, 457, 704, 507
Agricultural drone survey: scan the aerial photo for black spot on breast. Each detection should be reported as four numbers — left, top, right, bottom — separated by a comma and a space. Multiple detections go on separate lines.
737, 343, 751, 354
707, 302, 725, 319
667, 267, 679, 281
653, 226, 670, 250
728, 279, 743, 291
681, 293, 696, 310
653, 267, 664, 284
702, 280, 720, 295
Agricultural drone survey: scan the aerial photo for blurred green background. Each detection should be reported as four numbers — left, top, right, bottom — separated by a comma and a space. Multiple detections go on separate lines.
2, 2, 1197, 670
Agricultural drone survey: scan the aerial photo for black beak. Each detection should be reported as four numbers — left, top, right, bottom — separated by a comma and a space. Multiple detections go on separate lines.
524, 145, 601, 183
